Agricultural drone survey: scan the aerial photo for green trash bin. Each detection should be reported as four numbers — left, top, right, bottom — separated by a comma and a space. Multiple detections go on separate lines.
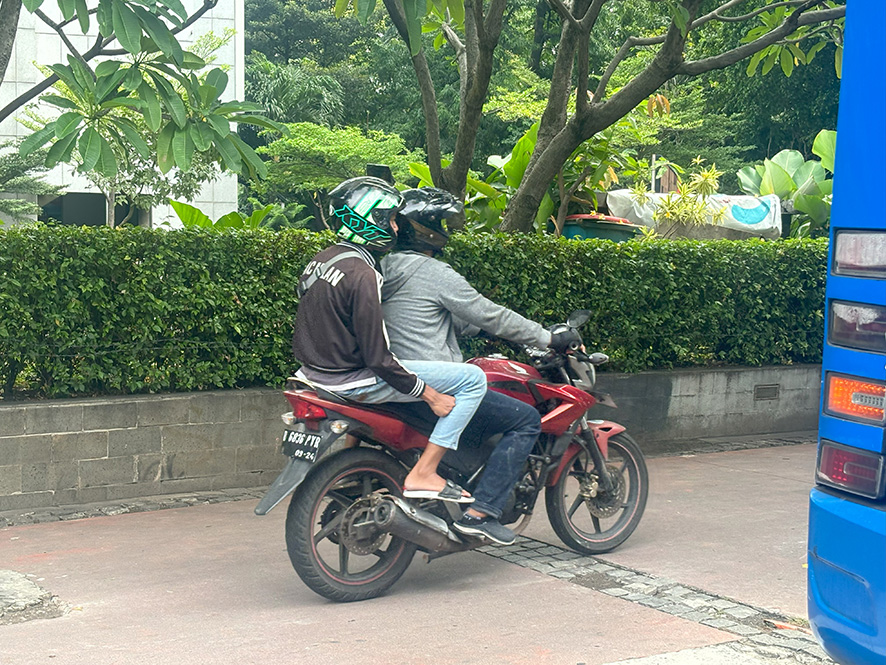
561, 214, 644, 242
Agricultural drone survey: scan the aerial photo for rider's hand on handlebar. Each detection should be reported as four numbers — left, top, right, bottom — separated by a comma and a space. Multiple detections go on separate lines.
549, 328, 582, 352
421, 385, 455, 417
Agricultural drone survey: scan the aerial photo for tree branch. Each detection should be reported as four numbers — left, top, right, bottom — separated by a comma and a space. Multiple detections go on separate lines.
679, 5, 844, 75
34, 8, 91, 73
713, 0, 812, 23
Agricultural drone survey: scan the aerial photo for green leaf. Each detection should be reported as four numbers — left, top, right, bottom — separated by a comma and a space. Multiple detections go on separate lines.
206, 113, 232, 137
149, 72, 187, 128
138, 82, 162, 131
95, 61, 121, 78
228, 132, 267, 179
812, 129, 837, 173
157, 123, 176, 173
158, 0, 188, 23
54, 111, 84, 138
212, 135, 241, 173
189, 122, 212, 151
771, 149, 804, 178
761, 49, 778, 75
96, 0, 113, 35
111, 0, 144, 54
793, 193, 830, 225
67, 55, 95, 94
759, 159, 795, 199
45, 131, 79, 169
835, 45, 842, 78
205, 68, 228, 98
111, 118, 150, 159
535, 192, 555, 231
22, 0, 45, 11
132, 5, 183, 64
169, 199, 213, 228
75, 0, 90, 31
42, 94, 79, 109
334, 0, 350, 17
78, 127, 103, 171
504, 123, 538, 188
96, 136, 118, 178
672, 6, 690, 37
466, 176, 502, 200
230, 114, 285, 133
403, 0, 424, 56
94, 67, 129, 103
99, 96, 144, 110
779, 48, 793, 77
171, 126, 195, 171
59, 0, 77, 21
792, 161, 826, 195
408, 162, 435, 187
19, 125, 58, 156
736, 166, 762, 195
356, 0, 377, 24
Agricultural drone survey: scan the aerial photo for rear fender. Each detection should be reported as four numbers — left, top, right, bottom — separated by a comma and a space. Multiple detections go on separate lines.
254, 427, 341, 515
546, 420, 626, 487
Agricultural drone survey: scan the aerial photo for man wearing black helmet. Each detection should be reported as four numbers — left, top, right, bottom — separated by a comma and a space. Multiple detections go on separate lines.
380, 187, 580, 545
293, 177, 487, 502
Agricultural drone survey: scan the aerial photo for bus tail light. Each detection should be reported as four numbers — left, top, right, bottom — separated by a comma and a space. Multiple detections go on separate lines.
817, 441, 886, 499
829, 300, 886, 354
834, 231, 886, 278
825, 373, 885, 424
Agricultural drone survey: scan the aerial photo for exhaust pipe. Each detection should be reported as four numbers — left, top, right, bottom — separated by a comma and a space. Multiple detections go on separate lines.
372, 496, 467, 553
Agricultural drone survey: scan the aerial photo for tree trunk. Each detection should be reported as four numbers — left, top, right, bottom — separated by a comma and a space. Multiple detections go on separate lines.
105, 191, 116, 227
0, 0, 22, 86
529, 0, 548, 76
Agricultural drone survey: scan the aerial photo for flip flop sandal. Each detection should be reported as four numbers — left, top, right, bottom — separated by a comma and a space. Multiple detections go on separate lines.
403, 479, 475, 504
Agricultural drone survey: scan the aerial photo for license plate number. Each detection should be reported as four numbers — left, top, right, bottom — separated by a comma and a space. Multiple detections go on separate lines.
282, 428, 323, 463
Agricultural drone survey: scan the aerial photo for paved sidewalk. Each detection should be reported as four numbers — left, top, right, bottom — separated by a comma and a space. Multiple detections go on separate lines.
0, 432, 830, 665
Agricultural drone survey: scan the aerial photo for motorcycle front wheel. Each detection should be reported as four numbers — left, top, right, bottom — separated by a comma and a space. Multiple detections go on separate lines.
545, 432, 648, 555
285, 447, 418, 602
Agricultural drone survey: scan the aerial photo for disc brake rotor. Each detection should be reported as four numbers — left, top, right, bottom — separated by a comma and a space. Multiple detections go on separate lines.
580, 464, 626, 518
339, 495, 387, 555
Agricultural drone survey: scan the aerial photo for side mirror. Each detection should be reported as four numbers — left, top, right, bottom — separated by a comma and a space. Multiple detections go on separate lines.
567, 309, 591, 328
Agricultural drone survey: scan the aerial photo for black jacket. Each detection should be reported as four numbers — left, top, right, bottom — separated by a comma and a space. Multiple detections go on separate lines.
292, 243, 424, 397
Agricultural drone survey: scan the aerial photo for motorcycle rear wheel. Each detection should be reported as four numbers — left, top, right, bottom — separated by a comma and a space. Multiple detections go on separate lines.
545, 433, 648, 555
285, 447, 418, 602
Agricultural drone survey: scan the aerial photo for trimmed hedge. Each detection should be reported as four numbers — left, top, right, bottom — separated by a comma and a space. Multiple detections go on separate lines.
0, 226, 827, 398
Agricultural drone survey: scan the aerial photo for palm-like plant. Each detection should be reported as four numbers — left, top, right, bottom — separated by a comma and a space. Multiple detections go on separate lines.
0, 140, 63, 224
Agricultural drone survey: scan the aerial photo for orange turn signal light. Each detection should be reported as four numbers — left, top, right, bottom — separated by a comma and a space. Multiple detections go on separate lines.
825, 373, 886, 424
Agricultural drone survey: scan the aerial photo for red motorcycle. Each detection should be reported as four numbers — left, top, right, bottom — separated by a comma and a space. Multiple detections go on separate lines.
255, 311, 648, 602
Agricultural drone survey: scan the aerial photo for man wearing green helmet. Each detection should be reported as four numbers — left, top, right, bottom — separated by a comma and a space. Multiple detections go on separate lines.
292, 176, 487, 502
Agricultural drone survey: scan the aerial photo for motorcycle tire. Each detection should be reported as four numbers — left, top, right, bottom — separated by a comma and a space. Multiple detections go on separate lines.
285, 447, 418, 602
545, 432, 648, 555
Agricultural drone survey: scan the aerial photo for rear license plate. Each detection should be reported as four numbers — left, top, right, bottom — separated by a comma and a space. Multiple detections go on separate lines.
282, 428, 323, 463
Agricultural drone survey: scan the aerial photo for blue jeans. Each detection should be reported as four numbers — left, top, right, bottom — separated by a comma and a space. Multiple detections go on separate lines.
337, 360, 486, 450
454, 390, 541, 519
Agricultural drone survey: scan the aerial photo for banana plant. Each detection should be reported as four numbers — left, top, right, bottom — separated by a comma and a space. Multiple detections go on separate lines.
169, 200, 276, 230
737, 129, 836, 237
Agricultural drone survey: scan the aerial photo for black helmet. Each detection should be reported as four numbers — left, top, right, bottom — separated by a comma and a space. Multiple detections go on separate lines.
396, 187, 464, 254
328, 176, 403, 252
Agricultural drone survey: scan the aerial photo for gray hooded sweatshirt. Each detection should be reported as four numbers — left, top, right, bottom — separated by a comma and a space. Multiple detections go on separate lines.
380, 251, 551, 363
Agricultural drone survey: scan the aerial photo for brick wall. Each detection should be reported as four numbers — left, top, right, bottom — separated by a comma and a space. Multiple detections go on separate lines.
0, 389, 288, 512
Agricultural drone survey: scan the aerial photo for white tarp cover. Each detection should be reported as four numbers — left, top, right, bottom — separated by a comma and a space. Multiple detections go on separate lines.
606, 190, 782, 239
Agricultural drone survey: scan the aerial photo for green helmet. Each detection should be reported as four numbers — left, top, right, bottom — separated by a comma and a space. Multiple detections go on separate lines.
329, 177, 403, 252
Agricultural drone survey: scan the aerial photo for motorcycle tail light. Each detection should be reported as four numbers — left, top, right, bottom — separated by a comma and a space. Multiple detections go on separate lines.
817, 440, 886, 499
294, 400, 327, 420
825, 373, 885, 424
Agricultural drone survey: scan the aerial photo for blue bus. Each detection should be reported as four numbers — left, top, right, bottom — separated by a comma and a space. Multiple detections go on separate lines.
806, 3, 886, 664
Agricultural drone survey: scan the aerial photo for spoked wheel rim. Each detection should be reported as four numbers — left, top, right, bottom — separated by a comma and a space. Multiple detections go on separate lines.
309, 466, 409, 585
559, 441, 641, 545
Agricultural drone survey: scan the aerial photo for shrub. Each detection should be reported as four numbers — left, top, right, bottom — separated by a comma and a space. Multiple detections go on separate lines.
0, 226, 827, 398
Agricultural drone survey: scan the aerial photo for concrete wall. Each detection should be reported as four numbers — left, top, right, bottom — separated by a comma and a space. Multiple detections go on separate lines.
593, 364, 820, 441
0, 389, 288, 512
0, 365, 822, 512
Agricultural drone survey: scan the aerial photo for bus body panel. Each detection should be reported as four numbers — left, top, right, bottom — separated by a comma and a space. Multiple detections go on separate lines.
808, 488, 886, 665
807, 1, 886, 663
